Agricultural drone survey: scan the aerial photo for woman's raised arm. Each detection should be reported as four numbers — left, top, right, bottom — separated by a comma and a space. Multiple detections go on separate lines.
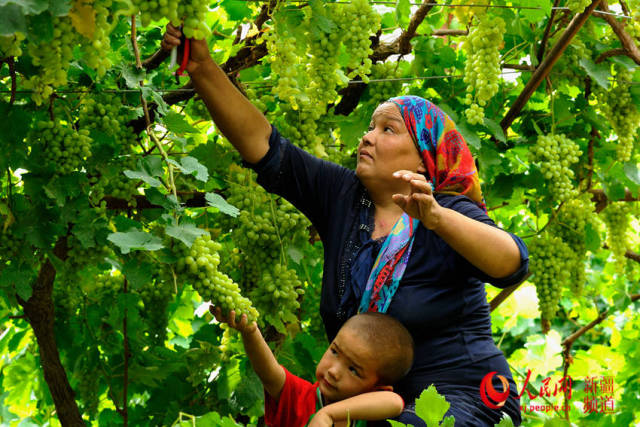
162, 24, 270, 164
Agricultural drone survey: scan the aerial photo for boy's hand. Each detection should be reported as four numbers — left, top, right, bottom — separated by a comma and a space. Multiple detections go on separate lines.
209, 306, 258, 335
307, 410, 334, 427
161, 23, 213, 75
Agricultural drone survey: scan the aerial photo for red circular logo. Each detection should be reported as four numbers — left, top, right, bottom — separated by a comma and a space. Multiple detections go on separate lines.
480, 371, 510, 409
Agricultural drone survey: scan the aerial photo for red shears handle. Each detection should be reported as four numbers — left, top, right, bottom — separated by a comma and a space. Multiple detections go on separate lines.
176, 37, 190, 77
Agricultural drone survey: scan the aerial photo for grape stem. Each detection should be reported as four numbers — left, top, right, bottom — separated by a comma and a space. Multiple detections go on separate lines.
130, 15, 179, 203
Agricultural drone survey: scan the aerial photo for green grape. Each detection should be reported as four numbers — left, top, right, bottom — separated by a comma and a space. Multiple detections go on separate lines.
595, 67, 639, 162
462, 12, 505, 125
530, 133, 582, 202
80, 0, 114, 76
549, 35, 591, 88
333, 0, 380, 80
29, 120, 93, 175
130, 0, 209, 39
176, 233, 258, 322
367, 62, 403, 104
601, 201, 634, 271
548, 194, 597, 294
0, 32, 25, 57
529, 232, 574, 326
250, 263, 305, 329
23, 16, 76, 105
79, 94, 141, 206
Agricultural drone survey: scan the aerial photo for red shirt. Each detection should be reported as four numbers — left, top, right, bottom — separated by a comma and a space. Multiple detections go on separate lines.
265, 367, 319, 427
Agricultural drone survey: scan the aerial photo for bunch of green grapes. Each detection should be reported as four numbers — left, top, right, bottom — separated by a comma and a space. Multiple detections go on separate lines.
276, 107, 327, 156
530, 133, 582, 202
333, 0, 380, 80
366, 62, 403, 104
565, 0, 591, 14
264, 25, 304, 110
175, 233, 258, 321
0, 226, 19, 265
23, 16, 76, 105
549, 35, 591, 88
79, 95, 140, 205
462, 12, 506, 125
549, 194, 596, 294
131, 0, 209, 39
0, 32, 25, 57
138, 275, 173, 344
627, 7, 640, 39
250, 263, 305, 328
529, 232, 574, 326
600, 201, 633, 269
29, 120, 92, 175
80, 0, 114, 76
596, 67, 639, 162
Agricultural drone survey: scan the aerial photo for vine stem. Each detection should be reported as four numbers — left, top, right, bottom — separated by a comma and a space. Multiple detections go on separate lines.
130, 15, 178, 202
123, 278, 129, 427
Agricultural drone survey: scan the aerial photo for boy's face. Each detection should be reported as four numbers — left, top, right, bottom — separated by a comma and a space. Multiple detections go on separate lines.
315, 326, 381, 403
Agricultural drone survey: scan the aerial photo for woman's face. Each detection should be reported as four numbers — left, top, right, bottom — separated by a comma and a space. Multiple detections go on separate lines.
356, 102, 425, 186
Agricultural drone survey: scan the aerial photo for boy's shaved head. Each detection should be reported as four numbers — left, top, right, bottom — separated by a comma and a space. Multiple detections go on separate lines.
342, 312, 414, 385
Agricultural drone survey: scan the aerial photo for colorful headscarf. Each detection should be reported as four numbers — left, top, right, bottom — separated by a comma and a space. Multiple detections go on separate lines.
358, 95, 485, 314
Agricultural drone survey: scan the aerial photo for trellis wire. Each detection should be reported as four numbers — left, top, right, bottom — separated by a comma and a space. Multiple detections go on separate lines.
236, 0, 631, 18
2, 71, 638, 96
0, 71, 524, 95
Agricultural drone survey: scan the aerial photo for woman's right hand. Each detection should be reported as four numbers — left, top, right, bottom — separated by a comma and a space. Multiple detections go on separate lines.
161, 23, 213, 76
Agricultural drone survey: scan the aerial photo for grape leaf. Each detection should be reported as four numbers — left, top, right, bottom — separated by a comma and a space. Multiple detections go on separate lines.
124, 169, 162, 187
167, 156, 209, 182
543, 417, 571, 426
483, 118, 506, 143
107, 230, 164, 254
584, 222, 601, 252
495, 414, 515, 427
624, 163, 640, 186
220, 0, 251, 21
205, 193, 239, 217
441, 416, 455, 427
0, 264, 33, 301
414, 385, 450, 427
163, 111, 199, 135
387, 421, 409, 427
145, 187, 181, 210
456, 121, 481, 150
579, 58, 611, 90
165, 223, 207, 247
396, 0, 411, 28
122, 260, 154, 290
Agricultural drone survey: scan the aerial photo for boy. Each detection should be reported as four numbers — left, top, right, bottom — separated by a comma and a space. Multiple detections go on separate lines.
210, 307, 415, 427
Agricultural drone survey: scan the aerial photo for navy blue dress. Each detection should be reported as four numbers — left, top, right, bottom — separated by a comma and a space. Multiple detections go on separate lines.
247, 127, 528, 426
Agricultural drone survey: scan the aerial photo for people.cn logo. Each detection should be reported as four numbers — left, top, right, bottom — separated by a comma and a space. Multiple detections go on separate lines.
480, 371, 510, 409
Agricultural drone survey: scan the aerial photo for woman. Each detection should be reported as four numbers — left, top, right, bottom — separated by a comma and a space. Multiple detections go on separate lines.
163, 25, 528, 426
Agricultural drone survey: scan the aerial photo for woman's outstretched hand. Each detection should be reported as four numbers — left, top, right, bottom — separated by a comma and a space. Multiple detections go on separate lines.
391, 170, 443, 230
209, 306, 258, 335
161, 23, 213, 75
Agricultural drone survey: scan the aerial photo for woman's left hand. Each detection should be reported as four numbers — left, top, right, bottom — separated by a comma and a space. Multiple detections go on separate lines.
391, 170, 443, 230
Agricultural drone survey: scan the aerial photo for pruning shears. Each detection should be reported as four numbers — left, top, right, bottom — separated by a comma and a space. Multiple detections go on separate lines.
169, 25, 190, 83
